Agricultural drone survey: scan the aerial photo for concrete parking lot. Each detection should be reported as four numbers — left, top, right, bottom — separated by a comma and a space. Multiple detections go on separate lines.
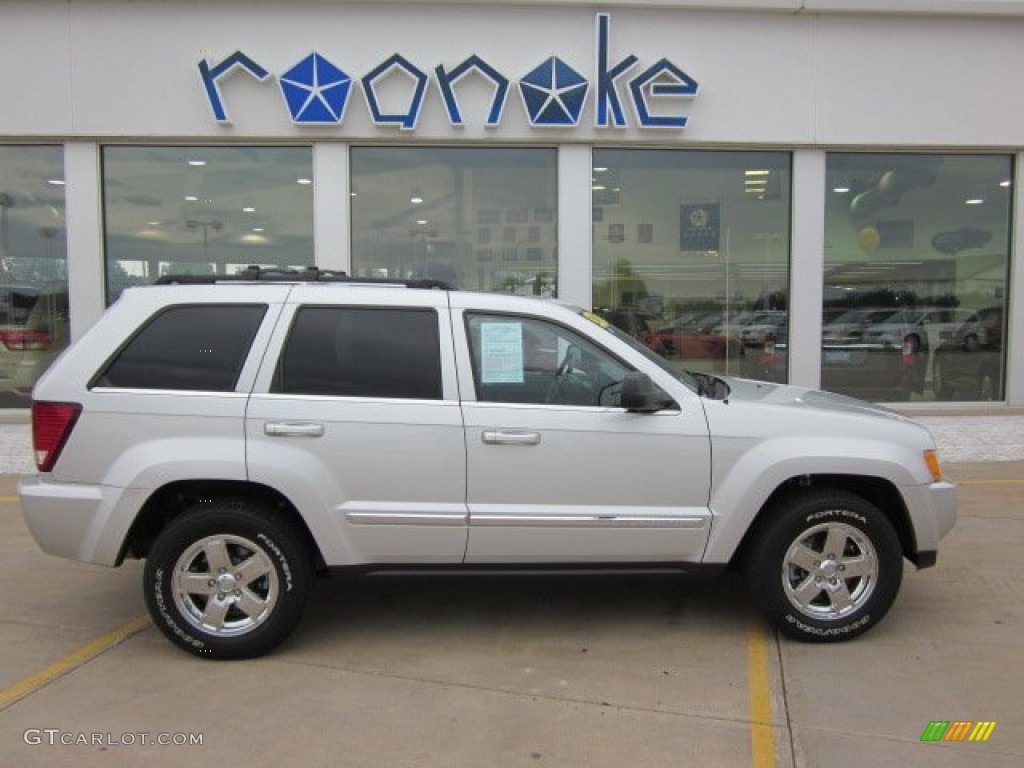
1, 456, 1022, 767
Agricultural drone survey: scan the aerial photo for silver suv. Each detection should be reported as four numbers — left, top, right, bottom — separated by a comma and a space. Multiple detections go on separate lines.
20, 273, 957, 658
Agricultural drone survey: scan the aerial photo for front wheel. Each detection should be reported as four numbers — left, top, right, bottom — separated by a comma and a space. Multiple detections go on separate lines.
745, 490, 903, 642
144, 498, 311, 659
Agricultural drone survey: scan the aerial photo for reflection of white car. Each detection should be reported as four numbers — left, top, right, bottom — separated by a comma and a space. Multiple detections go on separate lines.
0, 286, 69, 396
822, 308, 899, 344
863, 307, 975, 353
713, 311, 783, 340
739, 311, 786, 346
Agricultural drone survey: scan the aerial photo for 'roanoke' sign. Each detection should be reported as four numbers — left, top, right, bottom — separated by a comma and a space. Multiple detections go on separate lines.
199, 14, 699, 131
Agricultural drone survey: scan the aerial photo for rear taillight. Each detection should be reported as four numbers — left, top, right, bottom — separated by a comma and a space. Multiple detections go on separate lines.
0, 329, 53, 351
32, 401, 81, 473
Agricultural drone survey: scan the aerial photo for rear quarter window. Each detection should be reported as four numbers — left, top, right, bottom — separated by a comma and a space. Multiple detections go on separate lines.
93, 304, 267, 391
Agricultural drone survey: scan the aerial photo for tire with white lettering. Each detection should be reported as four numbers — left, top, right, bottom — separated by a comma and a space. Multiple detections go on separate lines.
144, 498, 311, 659
745, 489, 902, 642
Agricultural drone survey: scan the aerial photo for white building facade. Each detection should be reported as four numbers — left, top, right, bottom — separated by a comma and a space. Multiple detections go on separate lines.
1, 0, 1022, 406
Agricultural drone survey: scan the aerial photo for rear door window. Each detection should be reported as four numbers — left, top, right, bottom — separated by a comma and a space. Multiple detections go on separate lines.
273, 307, 442, 400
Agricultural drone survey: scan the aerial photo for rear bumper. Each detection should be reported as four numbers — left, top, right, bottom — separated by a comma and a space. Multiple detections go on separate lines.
19, 476, 145, 566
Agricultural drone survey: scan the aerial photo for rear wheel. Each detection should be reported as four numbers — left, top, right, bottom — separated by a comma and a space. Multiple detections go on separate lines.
144, 498, 311, 659
745, 490, 903, 642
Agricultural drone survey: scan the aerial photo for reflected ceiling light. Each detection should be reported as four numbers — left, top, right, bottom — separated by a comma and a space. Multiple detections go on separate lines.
252, 227, 265, 232
592, 184, 606, 191
147, 221, 161, 227
415, 219, 428, 225
832, 185, 851, 193
745, 169, 770, 177
410, 186, 424, 204
1000, 180, 1012, 188
47, 179, 65, 186
296, 178, 312, 185
184, 195, 198, 201
965, 196, 985, 205
593, 166, 608, 172
242, 206, 255, 213
187, 160, 207, 167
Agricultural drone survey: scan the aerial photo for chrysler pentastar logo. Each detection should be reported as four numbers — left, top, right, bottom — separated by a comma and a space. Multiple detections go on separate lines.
279, 53, 353, 124
519, 57, 589, 127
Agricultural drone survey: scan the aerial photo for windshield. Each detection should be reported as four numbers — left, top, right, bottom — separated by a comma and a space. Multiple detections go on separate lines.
579, 309, 701, 394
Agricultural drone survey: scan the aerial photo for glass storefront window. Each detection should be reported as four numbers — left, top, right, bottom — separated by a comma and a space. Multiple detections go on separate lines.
102, 147, 314, 303
824, 154, 1012, 402
350, 147, 557, 294
0, 146, 68, 406
592, 149, 792, 381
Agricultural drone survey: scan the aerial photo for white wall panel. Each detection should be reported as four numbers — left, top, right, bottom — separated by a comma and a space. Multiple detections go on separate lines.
2, 2, 1022, 148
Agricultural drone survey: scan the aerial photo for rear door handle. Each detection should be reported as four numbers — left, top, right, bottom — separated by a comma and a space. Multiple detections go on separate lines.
482, 429, 541, 446
264, 421, 325, 438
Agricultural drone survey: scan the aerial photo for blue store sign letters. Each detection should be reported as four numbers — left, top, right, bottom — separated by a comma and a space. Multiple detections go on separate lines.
199, 14, 699, 130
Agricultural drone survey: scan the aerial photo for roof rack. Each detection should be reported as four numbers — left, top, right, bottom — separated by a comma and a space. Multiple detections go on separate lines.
154, 266, 453, 290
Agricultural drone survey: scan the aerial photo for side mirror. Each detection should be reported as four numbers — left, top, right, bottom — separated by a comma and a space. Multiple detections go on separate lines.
621, 372, 675, 413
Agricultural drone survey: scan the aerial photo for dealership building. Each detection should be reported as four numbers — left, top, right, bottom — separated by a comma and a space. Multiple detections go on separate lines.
1, 0, 1022, 407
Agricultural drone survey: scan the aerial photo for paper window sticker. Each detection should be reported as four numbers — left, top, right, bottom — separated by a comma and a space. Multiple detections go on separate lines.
480, 322, 524, 384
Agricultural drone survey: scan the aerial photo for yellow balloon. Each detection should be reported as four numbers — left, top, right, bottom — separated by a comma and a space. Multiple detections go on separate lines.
857, 226, 881, 253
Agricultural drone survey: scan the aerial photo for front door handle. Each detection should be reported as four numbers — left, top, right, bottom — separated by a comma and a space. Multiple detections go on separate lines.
482, 429, 541, 446
264, 421, 325, 438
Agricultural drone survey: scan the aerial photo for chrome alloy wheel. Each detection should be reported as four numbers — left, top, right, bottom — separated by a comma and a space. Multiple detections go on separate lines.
172, 534, 279, 637
781, 521, 878, 620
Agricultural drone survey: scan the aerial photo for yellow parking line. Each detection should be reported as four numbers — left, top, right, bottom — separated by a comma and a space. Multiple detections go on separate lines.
0, 495, 19, 502
748, 622, 777, 768
0, 615, 151, 710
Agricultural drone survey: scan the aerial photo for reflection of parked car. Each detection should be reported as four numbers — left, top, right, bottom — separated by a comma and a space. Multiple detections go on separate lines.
861, 307, 974, 356
932, 306, 1004, 400
711, 311, 782, 340
942, 306, 1003, 352
822, 308, 899, 344
0, 286, 70, 396
648, 312, 739, 359
739, 311, 786, 347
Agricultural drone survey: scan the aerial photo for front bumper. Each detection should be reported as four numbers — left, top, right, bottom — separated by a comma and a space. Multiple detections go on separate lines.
903, 479, 958, 568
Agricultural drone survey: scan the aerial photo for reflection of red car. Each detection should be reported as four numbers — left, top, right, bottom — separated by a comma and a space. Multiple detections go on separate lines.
648, 314, 740, 359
